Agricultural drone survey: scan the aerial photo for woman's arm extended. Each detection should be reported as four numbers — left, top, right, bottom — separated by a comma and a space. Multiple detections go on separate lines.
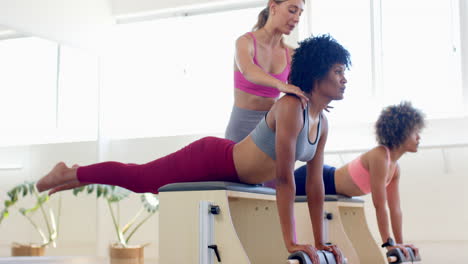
304, 114, 342, 263
273, 96, 302, 249
386, 165, 403, 243
273, 96, 319, 262
305, 115, 328, 247
386, 166, 419, 257
369, 149, 392, 244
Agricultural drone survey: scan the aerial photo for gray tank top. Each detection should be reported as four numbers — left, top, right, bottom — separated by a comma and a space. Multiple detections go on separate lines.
250, 106, 321, 162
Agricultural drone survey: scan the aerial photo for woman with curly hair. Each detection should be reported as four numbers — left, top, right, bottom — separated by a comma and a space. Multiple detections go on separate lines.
225, 0, 309, 143
294, 101, 425, 259
36, 34, 350, 263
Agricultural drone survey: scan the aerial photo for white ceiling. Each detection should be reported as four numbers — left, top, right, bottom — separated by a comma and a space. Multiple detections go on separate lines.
0, 0, 263, 50
109, 0, 263, 17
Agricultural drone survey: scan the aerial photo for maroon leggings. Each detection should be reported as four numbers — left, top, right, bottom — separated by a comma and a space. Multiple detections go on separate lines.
77, 137, 240, 194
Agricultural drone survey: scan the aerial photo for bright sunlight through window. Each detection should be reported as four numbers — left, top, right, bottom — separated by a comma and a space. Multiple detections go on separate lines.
102, 7, 262, 139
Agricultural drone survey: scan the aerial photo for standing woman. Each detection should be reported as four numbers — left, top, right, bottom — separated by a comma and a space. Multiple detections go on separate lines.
225, 0, 308, 142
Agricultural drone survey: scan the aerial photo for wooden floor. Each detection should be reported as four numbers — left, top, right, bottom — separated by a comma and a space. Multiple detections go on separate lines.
0, 256, 106, 264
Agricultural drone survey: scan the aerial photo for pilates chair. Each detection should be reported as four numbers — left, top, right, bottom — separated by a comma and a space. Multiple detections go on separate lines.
294, 195, 387, 264
158, 181, 345, 264
158, 181, 287, 264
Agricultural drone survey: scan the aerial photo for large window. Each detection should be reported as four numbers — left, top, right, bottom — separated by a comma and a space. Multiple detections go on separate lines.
380, 0, 463, 118
0, 37, 99, 146
309, 0, 463, 124
56, 45, 99, 141
309, 0, 376, 124
102, 7, 262, 139
0, 37, 57, 145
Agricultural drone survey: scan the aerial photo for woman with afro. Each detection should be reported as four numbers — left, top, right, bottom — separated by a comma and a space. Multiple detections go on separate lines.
294, 101, 425, 259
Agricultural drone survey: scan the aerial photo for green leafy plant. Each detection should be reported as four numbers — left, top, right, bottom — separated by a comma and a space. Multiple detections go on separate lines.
73, 184, 159, 247
0, 181, 61, 247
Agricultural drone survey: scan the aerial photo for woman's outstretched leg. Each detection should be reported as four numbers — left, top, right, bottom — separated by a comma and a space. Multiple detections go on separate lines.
37, 137, 239, 195
36, 162, 80, 193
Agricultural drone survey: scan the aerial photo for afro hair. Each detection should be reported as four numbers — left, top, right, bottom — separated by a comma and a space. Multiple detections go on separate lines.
289, 34, 351, 93
375, 101, 425, 149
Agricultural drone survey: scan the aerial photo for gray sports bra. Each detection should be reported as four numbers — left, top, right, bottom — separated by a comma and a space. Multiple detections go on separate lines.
250, 105, 321, 162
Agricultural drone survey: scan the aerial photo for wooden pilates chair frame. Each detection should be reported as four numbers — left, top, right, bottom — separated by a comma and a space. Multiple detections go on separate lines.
294, 195, 387, 264
158, 182, 386, 264
159, 181, 289, 264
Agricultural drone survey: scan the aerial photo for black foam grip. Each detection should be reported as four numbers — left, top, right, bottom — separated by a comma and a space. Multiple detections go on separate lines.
387, 247, 421, 263
288, 250, 345, 264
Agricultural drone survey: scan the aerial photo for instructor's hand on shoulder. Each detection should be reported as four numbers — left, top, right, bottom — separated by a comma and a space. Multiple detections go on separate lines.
277, 82, 308, 109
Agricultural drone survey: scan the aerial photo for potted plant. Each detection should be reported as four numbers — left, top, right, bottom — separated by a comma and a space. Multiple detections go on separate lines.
0, 181, 61, 256
73, 184, 159, 264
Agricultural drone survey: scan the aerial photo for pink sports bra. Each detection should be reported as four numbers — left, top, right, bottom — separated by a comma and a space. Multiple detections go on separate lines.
347, 146, 396, 194
234, 32, 290, 98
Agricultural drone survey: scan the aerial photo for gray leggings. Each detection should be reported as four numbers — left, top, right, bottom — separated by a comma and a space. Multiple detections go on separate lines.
225, 105, 267, 143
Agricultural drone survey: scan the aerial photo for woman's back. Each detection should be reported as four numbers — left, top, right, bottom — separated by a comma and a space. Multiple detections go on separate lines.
233, 135, 276, 184
233, 95, 323, 184
334, 146, 397, 196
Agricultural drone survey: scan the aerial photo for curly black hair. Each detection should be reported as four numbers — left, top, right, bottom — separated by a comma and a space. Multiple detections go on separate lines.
289, 34, 351, 93
375, 101, 425, 149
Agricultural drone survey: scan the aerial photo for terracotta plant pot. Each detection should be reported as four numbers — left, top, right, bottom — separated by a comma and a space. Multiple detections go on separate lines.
11, 243, 45, 256
109, 244, 144, 264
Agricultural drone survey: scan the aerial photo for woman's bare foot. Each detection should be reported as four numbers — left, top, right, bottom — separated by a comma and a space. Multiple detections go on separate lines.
49, 181, 89, 195
36, 162, 79, 193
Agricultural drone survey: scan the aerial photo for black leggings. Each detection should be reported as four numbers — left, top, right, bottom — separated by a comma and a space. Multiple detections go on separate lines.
294, 164, 337, 195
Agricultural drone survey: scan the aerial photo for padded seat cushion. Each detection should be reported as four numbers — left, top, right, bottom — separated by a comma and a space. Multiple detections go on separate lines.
295, 194, 364, 203
158, 181, 363, 203
158, 181, 276, 195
